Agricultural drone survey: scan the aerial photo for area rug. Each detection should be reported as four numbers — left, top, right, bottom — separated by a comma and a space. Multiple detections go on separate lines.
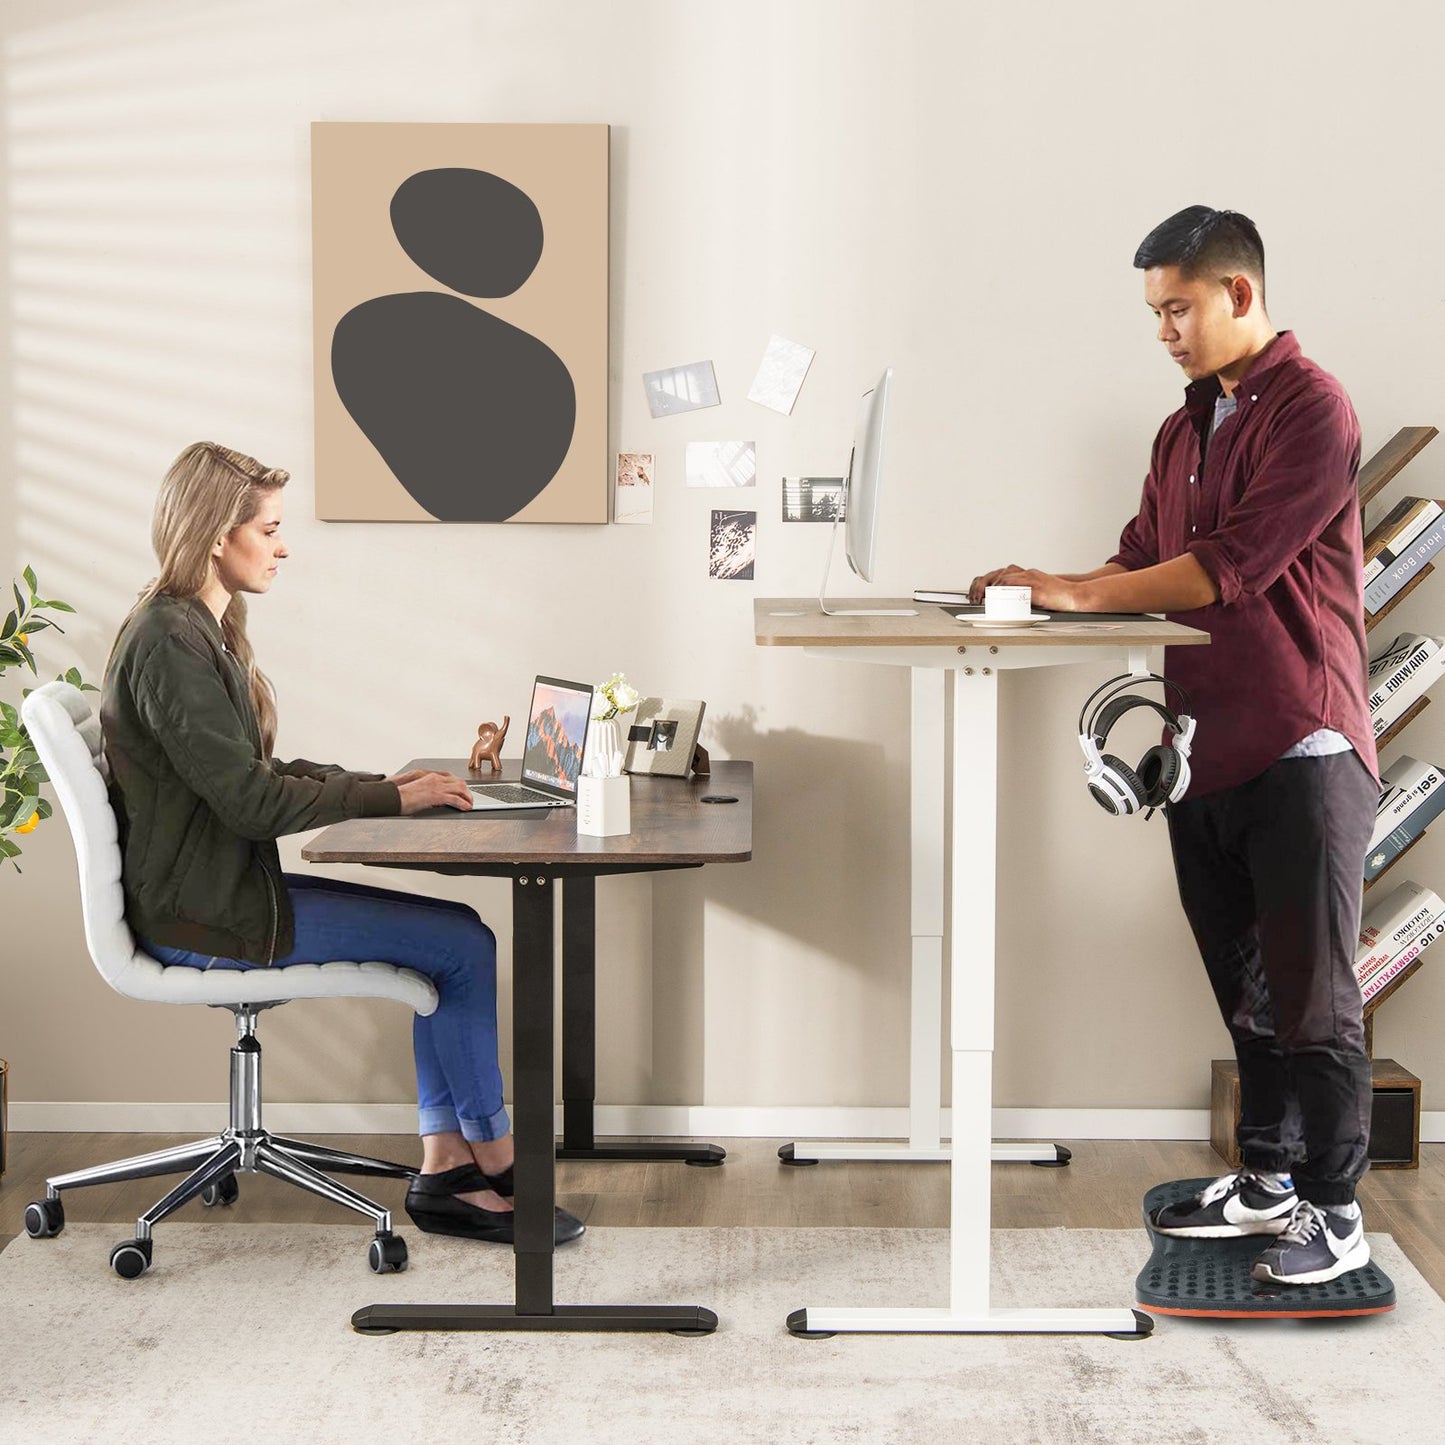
1, 1225, 1440, 1444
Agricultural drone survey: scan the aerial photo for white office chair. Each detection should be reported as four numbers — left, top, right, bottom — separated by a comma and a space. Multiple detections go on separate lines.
19, 680, 440, 1278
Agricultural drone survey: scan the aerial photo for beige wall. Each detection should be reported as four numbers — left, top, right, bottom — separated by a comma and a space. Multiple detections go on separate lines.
3, 0, 1444, 1122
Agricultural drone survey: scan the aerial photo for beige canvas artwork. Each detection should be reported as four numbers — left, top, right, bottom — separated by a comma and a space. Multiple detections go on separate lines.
311, 122, 609, 523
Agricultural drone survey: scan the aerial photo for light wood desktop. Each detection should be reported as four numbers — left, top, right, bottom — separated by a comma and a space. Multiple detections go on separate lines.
304, 758, 753, 1336
756, 598, 1207, 1337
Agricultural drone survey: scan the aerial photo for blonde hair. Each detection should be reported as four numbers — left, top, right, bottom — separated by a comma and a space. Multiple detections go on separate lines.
120, 442, 290, 753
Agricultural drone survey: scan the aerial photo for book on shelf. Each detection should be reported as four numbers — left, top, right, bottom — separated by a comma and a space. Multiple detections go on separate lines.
1370, 754, 1445, 853
1362, 918, 1444, 1005
1356, 879, 1445, 984
1365, 514, 1445, 614
1363, 495, 1442, 579
1367, 632, 1445, 736
1366, 775, 1445, 881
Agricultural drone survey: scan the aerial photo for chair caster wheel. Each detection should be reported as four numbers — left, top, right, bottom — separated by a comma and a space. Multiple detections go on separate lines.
110, 1238, 153, 1279
24, 1198, 65, 1238
369, 1233, 408, 1274
201, 1174, 240, 1207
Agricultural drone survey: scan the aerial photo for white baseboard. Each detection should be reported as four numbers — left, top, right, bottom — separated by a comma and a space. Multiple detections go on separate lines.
9, 1100, 1445, 1143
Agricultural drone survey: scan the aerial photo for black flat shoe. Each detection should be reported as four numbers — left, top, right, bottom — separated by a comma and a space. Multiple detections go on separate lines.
482, 1165, 513, 1197
404, 1164, 585, 1245
479, 1166, 584, 1243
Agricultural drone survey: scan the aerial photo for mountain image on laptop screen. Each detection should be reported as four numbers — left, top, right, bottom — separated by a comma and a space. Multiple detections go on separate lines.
524, 683, 591, 792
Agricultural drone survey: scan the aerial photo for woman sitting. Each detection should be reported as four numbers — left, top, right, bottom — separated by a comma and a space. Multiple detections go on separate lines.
101, 441, 582, 1246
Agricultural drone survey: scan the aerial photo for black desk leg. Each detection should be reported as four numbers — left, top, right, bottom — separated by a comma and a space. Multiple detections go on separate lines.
560, 875, 597, 1152
351, 871, 717, 1336
556, 876, 725, 1167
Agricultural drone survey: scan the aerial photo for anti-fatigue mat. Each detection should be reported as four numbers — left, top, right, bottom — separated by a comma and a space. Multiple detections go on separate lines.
1137, 1177, 1396, 1318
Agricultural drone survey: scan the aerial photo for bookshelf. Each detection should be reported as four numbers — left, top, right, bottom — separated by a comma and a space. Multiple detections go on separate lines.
1359, 425, 1440, 1063
1213, 424, 1439, 1170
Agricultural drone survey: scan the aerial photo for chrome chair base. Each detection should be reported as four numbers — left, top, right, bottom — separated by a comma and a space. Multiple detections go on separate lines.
27, 1006, 418, 1275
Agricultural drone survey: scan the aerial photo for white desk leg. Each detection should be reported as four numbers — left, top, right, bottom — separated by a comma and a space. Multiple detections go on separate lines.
789, 669, 1148, 1337
784, 667, 950, 1164
782, 668, 1069, 1169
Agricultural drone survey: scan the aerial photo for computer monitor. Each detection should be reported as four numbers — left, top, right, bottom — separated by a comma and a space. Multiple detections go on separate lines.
817, 366, 916, 617
845, 366, 891, 582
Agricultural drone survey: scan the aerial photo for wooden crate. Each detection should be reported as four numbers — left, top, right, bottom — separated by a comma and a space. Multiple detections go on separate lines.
1210, 1057, 1421, 1170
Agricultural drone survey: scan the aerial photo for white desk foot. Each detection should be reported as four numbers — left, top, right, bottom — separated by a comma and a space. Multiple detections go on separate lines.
787, 1306, 1152, 1338
991, 1142, 1072, 1167
778, 1142, 1072, 1166
780, 1142, 950, 1164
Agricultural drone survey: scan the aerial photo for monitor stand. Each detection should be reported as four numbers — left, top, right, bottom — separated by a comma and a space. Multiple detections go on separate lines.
817, 512, 917, 617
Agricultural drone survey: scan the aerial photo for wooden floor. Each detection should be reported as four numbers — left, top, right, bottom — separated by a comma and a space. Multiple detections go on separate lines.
4, 1133, 1443, 1295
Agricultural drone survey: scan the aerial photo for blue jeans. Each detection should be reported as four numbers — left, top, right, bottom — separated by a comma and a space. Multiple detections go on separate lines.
143, 873, 510, 1143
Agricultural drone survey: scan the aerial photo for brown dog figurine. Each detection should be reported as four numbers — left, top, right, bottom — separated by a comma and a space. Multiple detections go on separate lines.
469, 716, 509, 774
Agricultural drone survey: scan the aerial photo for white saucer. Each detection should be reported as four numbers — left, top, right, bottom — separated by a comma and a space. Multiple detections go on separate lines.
954, 612, 1051, 627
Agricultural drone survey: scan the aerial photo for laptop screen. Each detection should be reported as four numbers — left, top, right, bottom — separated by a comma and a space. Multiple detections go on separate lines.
521, 676, 594, 796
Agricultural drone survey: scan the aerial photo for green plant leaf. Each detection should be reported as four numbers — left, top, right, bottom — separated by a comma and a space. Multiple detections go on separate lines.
1, 609, 15, 641
23, 565, 38, 596
0, 796, 34, 830
45, 600, 76, 614
12, 582, 25, 618
13, 637, 37, 673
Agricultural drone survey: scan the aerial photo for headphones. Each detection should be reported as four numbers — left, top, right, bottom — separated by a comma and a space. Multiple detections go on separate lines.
1077, 673, 1196, 817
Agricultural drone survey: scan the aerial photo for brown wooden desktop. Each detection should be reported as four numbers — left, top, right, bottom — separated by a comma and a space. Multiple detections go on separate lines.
303, 757, 753, 1336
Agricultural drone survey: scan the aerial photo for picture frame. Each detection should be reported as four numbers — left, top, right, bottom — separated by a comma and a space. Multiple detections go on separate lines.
625, 698, 706, 777
312, 121, 609, 523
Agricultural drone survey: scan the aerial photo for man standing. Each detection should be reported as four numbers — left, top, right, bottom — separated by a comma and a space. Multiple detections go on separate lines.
971, 206, 1378, 1285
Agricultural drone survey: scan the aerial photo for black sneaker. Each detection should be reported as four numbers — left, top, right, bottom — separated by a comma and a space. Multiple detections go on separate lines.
1251, 1201, 1369, 1285
1150, 1169, 1298, 1238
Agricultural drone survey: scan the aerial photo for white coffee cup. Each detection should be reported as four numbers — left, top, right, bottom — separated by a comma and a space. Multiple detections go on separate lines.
984, 585, 1032, 619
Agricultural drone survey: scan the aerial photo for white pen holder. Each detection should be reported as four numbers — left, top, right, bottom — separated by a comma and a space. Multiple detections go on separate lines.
577, 773, 631, 837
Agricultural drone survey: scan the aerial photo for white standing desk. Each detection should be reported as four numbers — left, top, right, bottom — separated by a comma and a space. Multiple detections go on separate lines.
755, 599, 1208, 1336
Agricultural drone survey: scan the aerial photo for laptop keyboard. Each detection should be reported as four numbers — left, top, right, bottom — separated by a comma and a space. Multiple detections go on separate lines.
470, 784, 555, 805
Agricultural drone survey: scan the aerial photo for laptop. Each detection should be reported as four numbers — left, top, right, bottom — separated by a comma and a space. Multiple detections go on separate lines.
465, 675, 594, 811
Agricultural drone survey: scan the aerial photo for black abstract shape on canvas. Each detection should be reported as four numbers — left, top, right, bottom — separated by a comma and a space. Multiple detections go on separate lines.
331, 167, 576, 522
391, 167, 544, 297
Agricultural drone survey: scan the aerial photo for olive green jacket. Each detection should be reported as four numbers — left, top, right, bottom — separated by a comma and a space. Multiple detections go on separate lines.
101, 594, 400, 965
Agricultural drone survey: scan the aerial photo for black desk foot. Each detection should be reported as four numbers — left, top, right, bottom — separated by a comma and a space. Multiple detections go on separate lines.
1031, 1144, 1073, 1167
352, 1302, 719, 1335
1137, 1179, 1395, 1319
556, 1142, 727, 1166
778, 1143, 818, 1166
786, 1307, 836, 1339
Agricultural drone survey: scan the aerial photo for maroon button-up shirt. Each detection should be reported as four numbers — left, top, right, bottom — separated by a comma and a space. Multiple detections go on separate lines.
1109, 331, 1378, 799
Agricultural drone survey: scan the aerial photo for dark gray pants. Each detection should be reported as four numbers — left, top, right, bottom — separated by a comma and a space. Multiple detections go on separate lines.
1166, 750, 1376, 1206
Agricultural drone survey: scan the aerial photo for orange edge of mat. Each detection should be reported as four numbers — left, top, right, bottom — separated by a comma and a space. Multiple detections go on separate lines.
1140, 1300, 1395, 1319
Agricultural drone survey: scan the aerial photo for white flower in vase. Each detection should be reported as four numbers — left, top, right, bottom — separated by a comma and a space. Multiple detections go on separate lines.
585, 672, 640, 778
